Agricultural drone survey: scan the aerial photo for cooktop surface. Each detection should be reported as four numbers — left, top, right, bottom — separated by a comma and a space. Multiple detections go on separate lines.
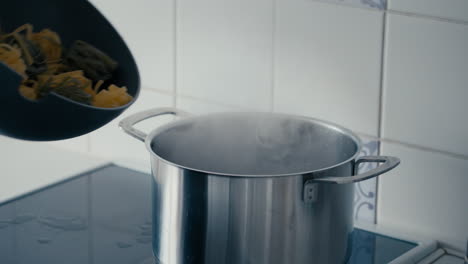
0, 164, 416, 264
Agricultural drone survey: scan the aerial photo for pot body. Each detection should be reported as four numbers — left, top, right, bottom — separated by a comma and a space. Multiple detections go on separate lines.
151, 158, 355, 264
119, 108, 400, 264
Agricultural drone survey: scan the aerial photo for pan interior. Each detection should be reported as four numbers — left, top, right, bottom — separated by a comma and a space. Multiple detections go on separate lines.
150, 113, 359, 176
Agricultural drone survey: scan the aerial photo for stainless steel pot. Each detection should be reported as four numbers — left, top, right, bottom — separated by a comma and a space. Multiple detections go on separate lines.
120, 107, 400, 264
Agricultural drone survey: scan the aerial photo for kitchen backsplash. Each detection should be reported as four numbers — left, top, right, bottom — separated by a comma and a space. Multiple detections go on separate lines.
45, 0, 467, 247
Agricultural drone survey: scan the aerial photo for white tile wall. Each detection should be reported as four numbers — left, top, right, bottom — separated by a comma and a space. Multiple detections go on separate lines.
383, 14, 468, 156
176, 0, 273, 110
89, 0, 175, 92
48, 136, 89, 153
275, 0, 383, 136
89, 90, 173, 166
379, 142, 468, 246
0, 136, 105, 204
389, 0, 468, 22
177, 96, 248, 115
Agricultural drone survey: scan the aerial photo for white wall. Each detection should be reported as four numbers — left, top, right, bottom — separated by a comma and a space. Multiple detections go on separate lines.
46, 0, 468, 246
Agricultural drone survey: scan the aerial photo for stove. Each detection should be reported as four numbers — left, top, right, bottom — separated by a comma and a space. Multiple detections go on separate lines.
0, 164, 464, 264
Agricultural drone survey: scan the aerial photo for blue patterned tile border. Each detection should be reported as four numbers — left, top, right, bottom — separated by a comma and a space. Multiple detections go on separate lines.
354, 138, 380, 223
360, 0, 386, 10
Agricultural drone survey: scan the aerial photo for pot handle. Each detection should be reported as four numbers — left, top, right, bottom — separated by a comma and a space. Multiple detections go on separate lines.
313, 156, 400, 184
119, 107, 189, 142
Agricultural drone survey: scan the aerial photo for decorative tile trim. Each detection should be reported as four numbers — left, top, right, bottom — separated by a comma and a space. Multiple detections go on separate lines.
354, 139, 380, 223
359, 0, 386, 10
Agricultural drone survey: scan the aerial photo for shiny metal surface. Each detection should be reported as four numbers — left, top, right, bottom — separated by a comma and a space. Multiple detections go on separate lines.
151, 159, 354, 264
313, 156, 400, 184
119, 108, 189, 142
120, 107, 401, 264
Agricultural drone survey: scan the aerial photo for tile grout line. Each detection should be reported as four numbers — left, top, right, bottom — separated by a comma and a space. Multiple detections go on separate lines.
177, 93, 260, 111
173, 0, 178, 108
377, 15, 387, 139
270, 0, 277, 113
375, 10, 388, 225
357, 133, 468, 161
308, 0, 383, 13
308, 0, 468, 25
142, 87, 175, 96
387, 9, 468, 26
142, 88, 174, 96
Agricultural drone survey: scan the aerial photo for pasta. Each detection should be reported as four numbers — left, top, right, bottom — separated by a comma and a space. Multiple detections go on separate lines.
31, 29, 62, 63
0, 43, 27, 79
93, 84, 133, 108
19, 79, 38, 100
0, 24, 133, 108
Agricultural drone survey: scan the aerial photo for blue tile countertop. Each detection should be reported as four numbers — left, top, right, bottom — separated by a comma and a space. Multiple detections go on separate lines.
0, 164, 417, 264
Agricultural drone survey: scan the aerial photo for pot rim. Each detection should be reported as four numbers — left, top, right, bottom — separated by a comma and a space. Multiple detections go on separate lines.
144, 111, 363, 178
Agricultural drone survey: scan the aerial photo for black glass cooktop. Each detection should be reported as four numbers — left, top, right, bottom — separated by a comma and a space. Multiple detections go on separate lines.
0, 165, 416, 264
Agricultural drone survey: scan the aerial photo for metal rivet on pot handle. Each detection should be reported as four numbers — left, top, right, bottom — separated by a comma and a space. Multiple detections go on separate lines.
313, 156, 400, 184
119, 107, 190, 142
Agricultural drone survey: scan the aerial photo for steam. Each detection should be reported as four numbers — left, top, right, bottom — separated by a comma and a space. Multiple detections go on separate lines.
151, 113, 356, 176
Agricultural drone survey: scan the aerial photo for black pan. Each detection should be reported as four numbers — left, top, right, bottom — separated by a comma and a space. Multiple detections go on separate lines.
0, 0, 140, 141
